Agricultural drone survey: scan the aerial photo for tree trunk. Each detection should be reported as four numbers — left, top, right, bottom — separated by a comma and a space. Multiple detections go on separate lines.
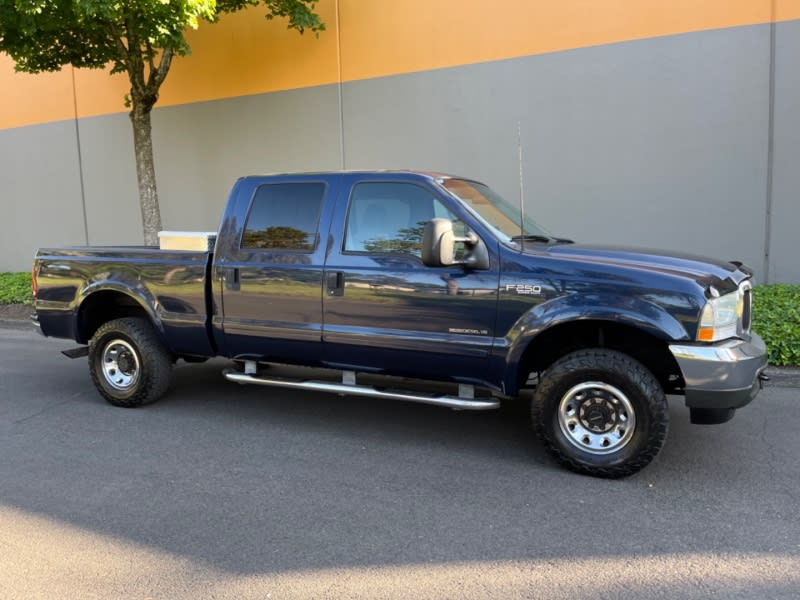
130, 105, 162, 246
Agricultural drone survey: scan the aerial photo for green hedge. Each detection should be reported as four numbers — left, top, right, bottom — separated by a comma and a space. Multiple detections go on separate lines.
753, 284, 800, 367
0, 272, 33, 305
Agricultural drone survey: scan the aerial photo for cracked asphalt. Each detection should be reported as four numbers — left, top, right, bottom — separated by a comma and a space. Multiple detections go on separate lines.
1, 325, 799, 599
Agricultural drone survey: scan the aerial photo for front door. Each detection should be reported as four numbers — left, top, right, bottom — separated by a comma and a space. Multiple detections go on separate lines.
322, 178, 499, 384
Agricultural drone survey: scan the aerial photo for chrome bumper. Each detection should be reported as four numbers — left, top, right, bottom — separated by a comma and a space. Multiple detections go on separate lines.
669, 333, 768, 410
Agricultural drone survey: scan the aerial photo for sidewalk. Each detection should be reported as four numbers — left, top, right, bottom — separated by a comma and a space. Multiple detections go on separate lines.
3, 302, 798, 387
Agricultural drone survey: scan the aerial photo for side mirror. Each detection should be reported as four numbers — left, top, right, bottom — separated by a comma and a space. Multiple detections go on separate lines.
422, 218, 456, 267
422, 218, 489, 269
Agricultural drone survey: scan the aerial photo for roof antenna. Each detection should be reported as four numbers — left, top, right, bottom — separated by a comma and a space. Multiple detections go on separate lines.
517, 121, 525, 252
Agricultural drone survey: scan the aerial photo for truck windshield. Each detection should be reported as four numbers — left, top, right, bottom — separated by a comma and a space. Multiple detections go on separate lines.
441, 178, 552, 244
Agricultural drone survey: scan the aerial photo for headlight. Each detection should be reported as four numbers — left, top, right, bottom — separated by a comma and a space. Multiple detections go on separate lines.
697, 291, 739, 342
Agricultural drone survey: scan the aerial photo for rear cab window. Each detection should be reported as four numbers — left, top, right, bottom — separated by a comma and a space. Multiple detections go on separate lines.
242, 182, 326, 251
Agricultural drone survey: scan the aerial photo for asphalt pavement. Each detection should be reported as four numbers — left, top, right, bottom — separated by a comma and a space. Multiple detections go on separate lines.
1, 325, 799, 599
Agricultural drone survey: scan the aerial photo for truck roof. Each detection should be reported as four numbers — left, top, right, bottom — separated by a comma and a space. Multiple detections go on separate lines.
238, 170, 478, 183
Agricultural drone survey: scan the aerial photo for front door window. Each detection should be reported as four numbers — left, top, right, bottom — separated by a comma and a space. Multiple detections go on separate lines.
344, 182, 461, 257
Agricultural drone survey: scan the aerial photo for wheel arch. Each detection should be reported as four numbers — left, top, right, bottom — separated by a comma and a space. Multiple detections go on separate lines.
505, 319, 684, 397
76, 286, 163, 345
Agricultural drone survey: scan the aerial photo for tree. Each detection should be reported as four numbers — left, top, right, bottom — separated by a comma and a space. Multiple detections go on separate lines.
0, 0, 324, 245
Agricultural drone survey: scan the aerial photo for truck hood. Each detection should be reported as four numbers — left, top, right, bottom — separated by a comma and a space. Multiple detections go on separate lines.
540, 243, 751, 288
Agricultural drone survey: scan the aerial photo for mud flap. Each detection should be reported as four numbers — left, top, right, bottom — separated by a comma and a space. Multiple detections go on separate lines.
61, 346, 89, 359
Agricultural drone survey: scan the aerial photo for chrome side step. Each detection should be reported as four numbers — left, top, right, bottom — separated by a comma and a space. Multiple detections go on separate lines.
223, 370, 500, 411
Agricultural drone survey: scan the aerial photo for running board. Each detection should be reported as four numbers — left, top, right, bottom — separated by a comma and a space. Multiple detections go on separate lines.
223, 370, 500, 411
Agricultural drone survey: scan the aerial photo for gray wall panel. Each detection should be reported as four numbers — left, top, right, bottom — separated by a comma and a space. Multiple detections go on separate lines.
77, 85, 343, 245
0, 121, 85, 272
150, 85, 343, 234
769, 20, 800, 283
342, 25, 772, 279
77, 114, 143, 246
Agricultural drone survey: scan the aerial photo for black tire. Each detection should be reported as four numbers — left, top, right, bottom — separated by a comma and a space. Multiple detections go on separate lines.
531, 349, 669, 478
88, 317, 173, 407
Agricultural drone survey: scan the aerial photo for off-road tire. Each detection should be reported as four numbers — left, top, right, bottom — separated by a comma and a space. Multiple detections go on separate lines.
531, 349, 669, 478
88, 317, 172, 407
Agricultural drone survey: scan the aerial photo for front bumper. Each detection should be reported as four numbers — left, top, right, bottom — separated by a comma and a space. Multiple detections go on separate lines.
669, 332, 768, 412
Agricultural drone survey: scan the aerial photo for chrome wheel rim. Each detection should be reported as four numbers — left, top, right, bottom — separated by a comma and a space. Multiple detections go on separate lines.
557, 382, 636, 455
101, 339, 141, 391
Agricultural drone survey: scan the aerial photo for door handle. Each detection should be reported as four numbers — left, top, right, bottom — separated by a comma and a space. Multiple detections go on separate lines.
327, 271, 344, 296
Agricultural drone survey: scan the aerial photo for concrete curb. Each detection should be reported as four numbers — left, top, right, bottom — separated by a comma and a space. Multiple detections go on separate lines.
764, 367, 800, 389
0, 318, 34, 331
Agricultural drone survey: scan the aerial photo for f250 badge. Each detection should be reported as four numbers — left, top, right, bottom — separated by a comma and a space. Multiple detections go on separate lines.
505, 283, 543, 296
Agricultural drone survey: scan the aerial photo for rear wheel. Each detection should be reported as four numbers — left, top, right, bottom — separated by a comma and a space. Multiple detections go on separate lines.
531, 349, 669, 478
88, 317, 172, 407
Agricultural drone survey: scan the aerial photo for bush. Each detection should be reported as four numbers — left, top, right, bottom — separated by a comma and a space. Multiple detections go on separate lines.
0, 272, 33, 305
753, 284, 800, 367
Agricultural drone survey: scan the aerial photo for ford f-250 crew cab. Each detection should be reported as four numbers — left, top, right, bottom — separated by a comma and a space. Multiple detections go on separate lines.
32, 171, 768, 477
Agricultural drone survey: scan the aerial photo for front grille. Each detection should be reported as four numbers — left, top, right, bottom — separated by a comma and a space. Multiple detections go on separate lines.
741, 282, 752, 333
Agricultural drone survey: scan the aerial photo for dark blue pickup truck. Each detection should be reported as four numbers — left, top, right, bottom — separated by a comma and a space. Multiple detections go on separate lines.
33, 171, 768, 477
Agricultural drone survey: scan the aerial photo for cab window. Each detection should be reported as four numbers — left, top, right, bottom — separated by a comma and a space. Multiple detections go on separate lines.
242, 182, 325, 251
344, 182, 460, 256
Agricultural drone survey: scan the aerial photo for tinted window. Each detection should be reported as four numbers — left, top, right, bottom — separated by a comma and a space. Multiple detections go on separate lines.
242, 183, 325, 251
345, 182, 454, 256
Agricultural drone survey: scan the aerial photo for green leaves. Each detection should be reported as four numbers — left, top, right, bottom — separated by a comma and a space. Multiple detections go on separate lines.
0, 272, 33, 305
0, 0, 323, 80
752, 284, 800, 366
0, 0, 115, 72
217, 0, 324, 34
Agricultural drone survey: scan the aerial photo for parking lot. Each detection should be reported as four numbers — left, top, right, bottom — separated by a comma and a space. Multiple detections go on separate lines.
1, 325, 799, 599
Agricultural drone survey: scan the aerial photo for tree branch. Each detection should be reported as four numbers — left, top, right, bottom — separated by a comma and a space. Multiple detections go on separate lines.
144, 38, 156, 80
123, 16, 147, 103
106, 22, 133, 77
106, 23, 129, 56
150, 47, 173, 91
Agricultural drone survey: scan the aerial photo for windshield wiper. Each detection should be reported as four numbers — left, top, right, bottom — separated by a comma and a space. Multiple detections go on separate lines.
511, 234, 555, 243
511, 235, 575, 245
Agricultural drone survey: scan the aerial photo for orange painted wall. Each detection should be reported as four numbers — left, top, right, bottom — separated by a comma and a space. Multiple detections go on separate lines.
0, 56, 77, 127
2, 0, 799, 130
337, 0, 794, 81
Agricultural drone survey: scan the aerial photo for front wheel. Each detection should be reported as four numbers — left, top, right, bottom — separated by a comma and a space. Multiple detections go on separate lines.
88, 317, 173, 407
531, 349, 669, 478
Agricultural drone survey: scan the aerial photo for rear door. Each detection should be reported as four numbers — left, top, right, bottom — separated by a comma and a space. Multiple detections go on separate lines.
321, 176, 500, 383
217, 176, 336, 362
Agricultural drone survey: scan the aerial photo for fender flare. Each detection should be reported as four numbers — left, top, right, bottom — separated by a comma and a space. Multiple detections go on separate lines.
500, 293, 690, 395
76, 280, 165, 342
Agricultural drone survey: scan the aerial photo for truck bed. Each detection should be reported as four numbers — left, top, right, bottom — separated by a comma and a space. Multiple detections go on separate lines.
33, 246, 215, 357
